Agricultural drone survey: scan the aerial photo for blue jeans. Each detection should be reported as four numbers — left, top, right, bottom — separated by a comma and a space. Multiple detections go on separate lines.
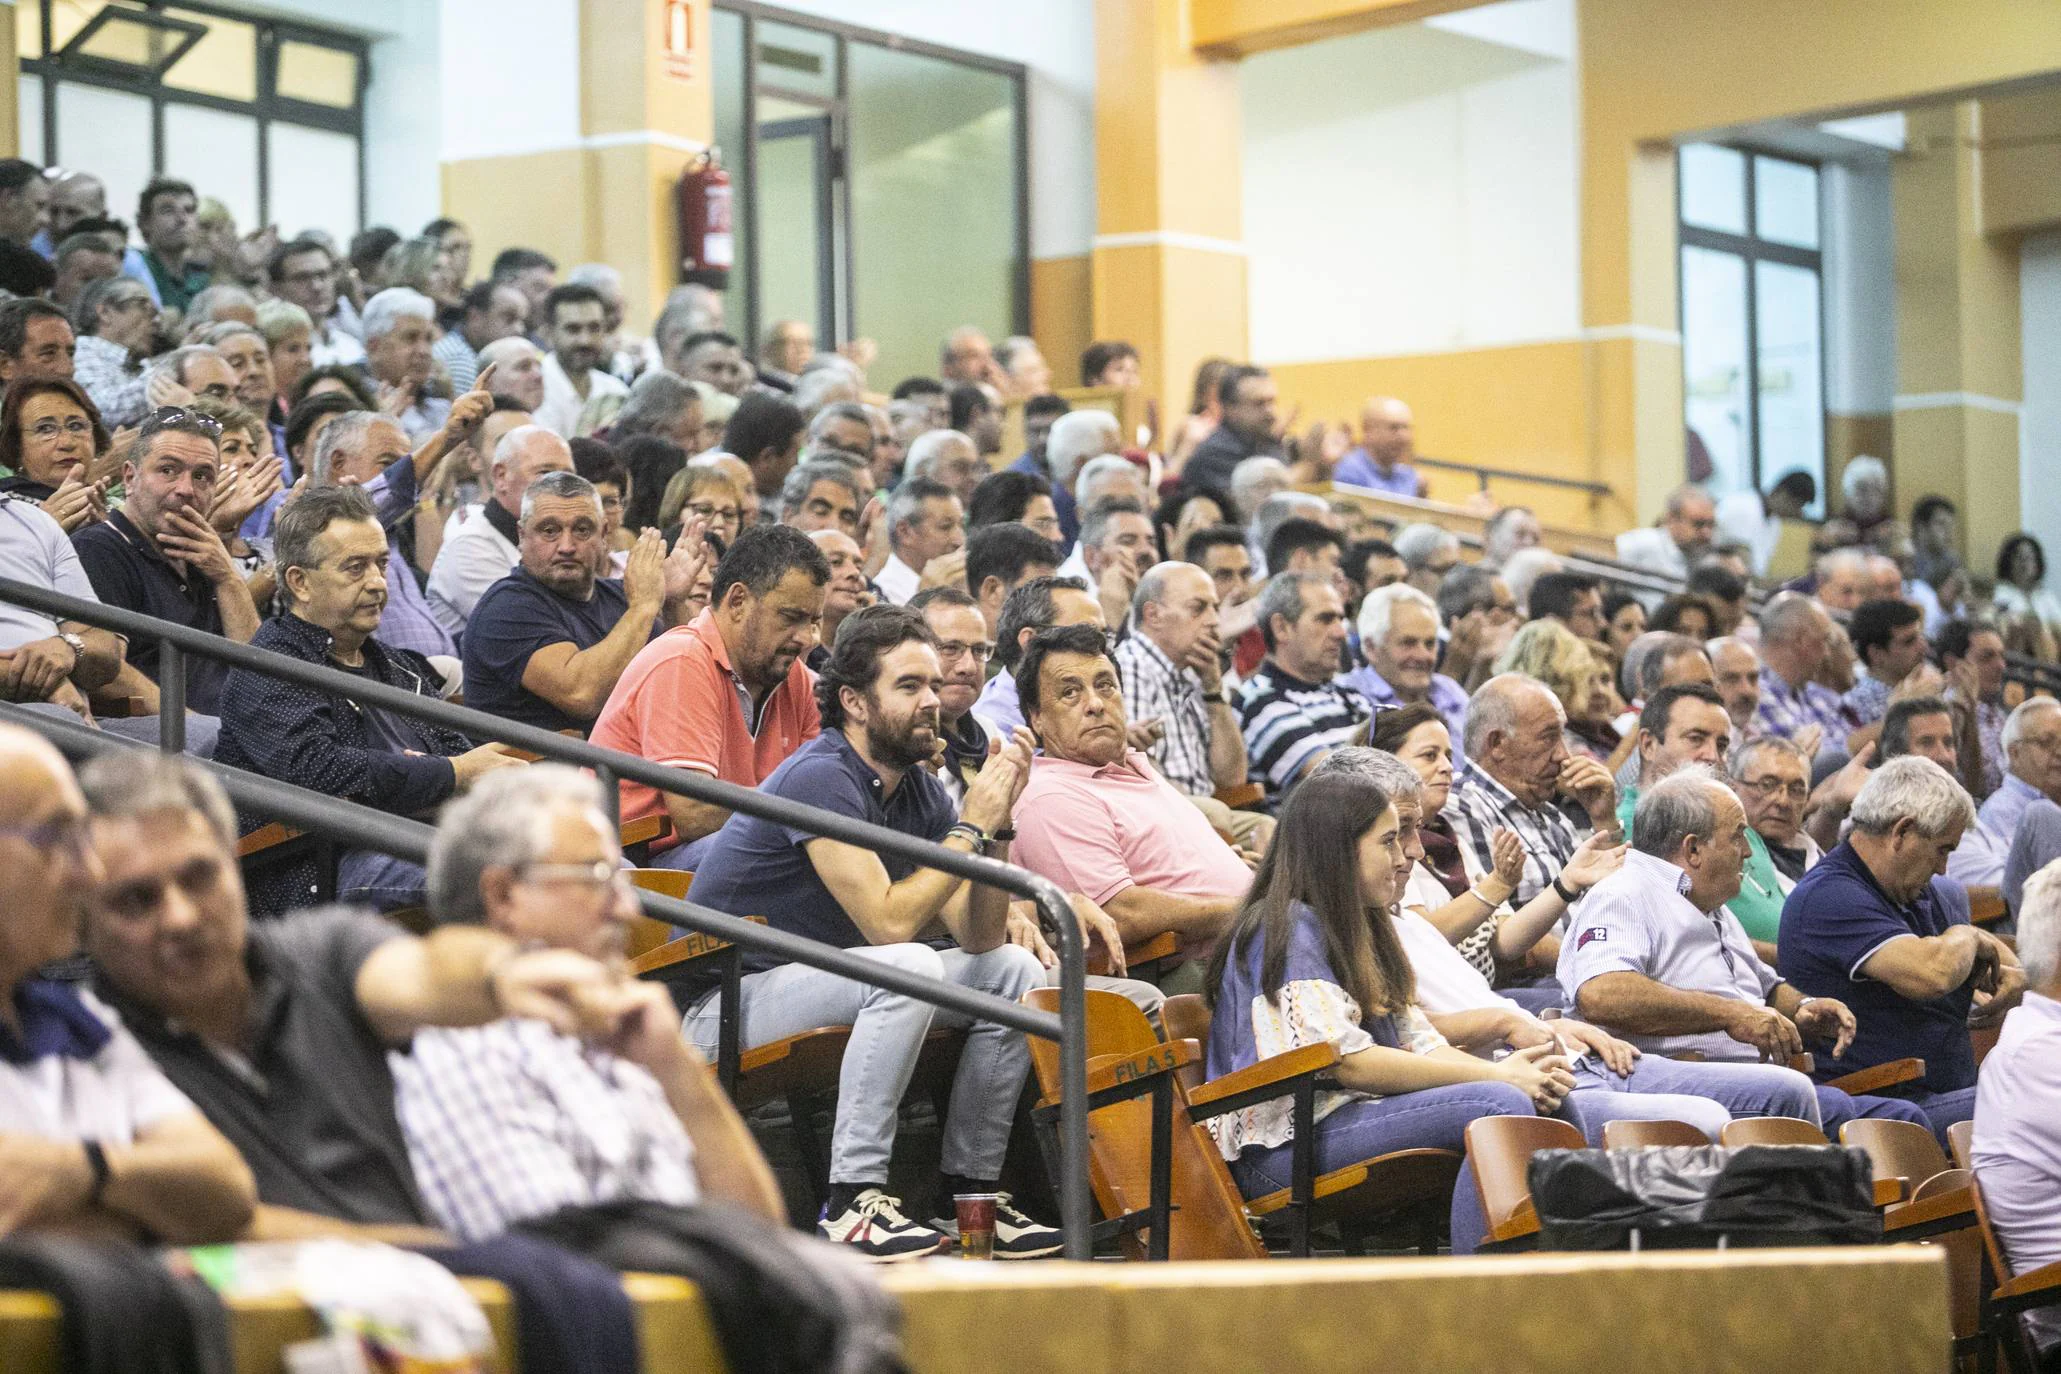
684, 942, 1044, 1186
338, 848, 428, 912
1562, 1054, 1822, 1142
1815, 1084, 1971, 1150
650, 830, 720, 871
1229, 1082, 1534, 1256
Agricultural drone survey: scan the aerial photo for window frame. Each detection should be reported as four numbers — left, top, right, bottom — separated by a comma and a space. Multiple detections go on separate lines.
1676, 143, 1828, 508
21, 0, 370, 233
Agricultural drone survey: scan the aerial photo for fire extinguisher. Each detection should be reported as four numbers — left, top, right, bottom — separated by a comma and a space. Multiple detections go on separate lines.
678, 146, 733, 289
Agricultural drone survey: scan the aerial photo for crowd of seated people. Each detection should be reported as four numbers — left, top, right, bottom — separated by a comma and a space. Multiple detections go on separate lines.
0, 158, 2056, 1326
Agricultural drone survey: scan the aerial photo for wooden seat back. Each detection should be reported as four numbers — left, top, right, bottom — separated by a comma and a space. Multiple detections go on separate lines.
1161, 994, 1212, 1094
1720, 1116, 1828, 1148
1905, 1168, 1983, 1343
1024, 988, 1266, 1261
1602, 1118, 1710, 1150
1464, 1114, 1583, 1239
1948, 1120, 1972, 1173
1839, 1118, 1952, 1198
626, 869, 694, 960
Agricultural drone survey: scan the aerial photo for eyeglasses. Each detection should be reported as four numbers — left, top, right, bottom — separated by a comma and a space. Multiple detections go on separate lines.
280, 268, 335, 287
936, 640, 995, 664
108, 294, 156, 313
685, 502, 741, 524
519, 859, 629, 895
142, 405, 223, 438
1738, 775, 1809, 802
27, 417, 94, 441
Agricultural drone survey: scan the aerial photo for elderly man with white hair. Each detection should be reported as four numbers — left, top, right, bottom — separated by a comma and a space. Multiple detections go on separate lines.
902, 427, 981, 504
1114, 560, 1255, 827
1780, 755, 2025, 1142
1616, 484, 1718, 599
1975, 698, 2061, 867
1043, 408, 1121, 497
1563, 767, 1934, 1138
1343, 583, 1470, 754
1394, 522, 1463, 597
1971, 856, 2061, 1360
874, 474, 965, 606
427, 425, 575, 632
1228, 454, 1290, 524
360, 287, 449, 441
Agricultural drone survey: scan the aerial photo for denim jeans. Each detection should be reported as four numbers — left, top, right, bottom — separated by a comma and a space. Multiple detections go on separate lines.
1229, 1082, 1535, 1255
1814, 1083, 1969, 1149
1561, 1054, 1822, 1142
337, 848, 428, 912
18, 702, 219, 758
684, 942, 1044, 1187
650, 830, 720, 871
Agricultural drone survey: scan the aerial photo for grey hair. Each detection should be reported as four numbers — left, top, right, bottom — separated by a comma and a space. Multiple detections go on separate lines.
1311, 746, 1423, 803
255, 297, 314, 343
2002, 696, 2061, 758
360, 287, 435, 344
1229, 456, 1290, 517
184, 284, 257, 328
1044, 410, 1120, 486
1725, 733, 1810, 782
521, 469, 600, 523
1393, 522, 1460, 571
1841, 455, 1888, 502
1759, 594, 1828, 651
886, 475, 955, 548
1358, 582, 1440, 648
779, 458, 862, 517
429, 764, 610, 926
1255, 570, 1325, 649
1501, 546, 1565, 617
904, 428, 975, 483
565, 262, 622, 296
1814, 547, 1869, 583
77, 750, 236, 848
1632, 766, 1730, 860
491, 424, 564, 478
1078, 494, 1146, 552
308, 410, 401, 487
1132, 560, 1194, 620
2018, 858, 2061, 987
193, 319, 263, 352
1665, 484, 1713, 516
143, 344, 223, 394
1849, 755, 1977, 838
652, 284, 722, 354
1620, 630, 1706, 700
1463, 672, 1559, 758
612, 367, 700, 440
1075, 454, 1142, 506
1252, 492, 1330, 560
792, 363, 860, 419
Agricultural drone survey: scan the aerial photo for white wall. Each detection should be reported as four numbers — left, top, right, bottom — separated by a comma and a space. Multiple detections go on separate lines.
1240, 0, 1580, 364
435, 0, 581, 164
2020, 232, 2061, 562
1820, 159, 1896, 416
750, 0, 1096, 260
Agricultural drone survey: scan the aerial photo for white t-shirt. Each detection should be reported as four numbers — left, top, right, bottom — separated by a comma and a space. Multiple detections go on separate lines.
0, 987, 195, 1144
0, 496, 99, 652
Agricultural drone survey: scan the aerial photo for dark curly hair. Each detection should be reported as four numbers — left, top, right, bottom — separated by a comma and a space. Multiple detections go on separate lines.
815, 603, 936, 731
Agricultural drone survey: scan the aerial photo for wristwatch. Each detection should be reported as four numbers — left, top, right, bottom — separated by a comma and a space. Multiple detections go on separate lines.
58, 631, 86, 670
1200, 691, 1227, 705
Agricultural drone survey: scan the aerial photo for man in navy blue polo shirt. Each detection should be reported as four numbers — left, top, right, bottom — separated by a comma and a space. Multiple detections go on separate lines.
1779, 755, 2024, 1142
687, 603, 1059, 1264
461, 472, 704, 733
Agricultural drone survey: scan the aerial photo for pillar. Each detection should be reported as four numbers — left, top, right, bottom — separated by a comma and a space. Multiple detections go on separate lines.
1890, 102, 2023, 559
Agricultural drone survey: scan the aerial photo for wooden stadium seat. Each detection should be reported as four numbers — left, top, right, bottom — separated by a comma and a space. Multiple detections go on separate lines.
1720, 1116, 1828, 1148
1972, 1173, 2061, 1372
1968, 886, 2008, 930
235, 821, 304, 857
619, 813, 674, 865
626, 868, 694, 960
1602, 1119, 1711, 1150
1118, 931, 1184, 982
1820, 1057, 1927, 1097
1465, 1115, 1584, 1249
1840, 1118, 1953, 1201
1213, 781, 1266, 811
1162, 993, 1211, 1094
1949, 1120, 1973, 1172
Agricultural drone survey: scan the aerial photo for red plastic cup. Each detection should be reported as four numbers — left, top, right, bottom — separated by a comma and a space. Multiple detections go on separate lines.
954, 1192, 998, 1259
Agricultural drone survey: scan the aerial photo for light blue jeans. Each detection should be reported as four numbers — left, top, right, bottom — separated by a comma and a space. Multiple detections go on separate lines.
684, 942, 1045, 1187
1561, 1053, 1822, 1142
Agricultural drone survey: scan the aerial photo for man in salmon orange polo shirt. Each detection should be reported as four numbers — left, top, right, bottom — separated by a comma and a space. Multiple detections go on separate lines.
590, 524, 829, 869
1010, 623, 1256, 991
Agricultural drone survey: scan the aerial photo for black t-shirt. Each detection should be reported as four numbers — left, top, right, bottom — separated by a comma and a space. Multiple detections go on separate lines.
461, 566, 652, 733
1182, 425, 1280, 497
98, 907, 427, 1226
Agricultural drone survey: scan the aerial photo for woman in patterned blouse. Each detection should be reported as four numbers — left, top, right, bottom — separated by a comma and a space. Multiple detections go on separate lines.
1201, 770, 1576, 1253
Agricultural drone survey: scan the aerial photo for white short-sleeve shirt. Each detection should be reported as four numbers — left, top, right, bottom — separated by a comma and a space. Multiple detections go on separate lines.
0, 496, 101, 652
0, 986, 195, 1144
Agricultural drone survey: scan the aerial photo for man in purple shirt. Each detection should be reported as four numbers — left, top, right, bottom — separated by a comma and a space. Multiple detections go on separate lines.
1340, 582, 1470, 757
1752, 593, 1853, 758
1332, 396, 1428, 498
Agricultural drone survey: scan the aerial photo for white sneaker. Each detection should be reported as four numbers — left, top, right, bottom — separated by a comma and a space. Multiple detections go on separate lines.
819, 1188, 950, 1263
929, 1192, 1065, 1260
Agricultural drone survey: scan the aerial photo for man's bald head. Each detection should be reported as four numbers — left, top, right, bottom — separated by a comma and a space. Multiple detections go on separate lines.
0, 725, 97, 982
488, 424, 574, 512
0, 725, 78, 803
1358, 396, 1415, 469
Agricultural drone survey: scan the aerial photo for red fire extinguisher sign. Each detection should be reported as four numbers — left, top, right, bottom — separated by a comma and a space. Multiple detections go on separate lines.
664, 0, 694, 80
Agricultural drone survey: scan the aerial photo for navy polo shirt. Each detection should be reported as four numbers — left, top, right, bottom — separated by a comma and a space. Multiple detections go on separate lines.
71, 509, 231, 712
691, 729, 956, 981
461, 567, 653, 733
1776, 840, 1977, 1092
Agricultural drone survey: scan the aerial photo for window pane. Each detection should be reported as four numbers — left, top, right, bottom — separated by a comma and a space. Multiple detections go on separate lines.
756, 116, 829, 344
1756, 259, 1825, 512
19, 76, 43, 167
1679, 143, 1747, 236
1754, 155, 1820, 250
848, 41, 1019, 389
73, 8, 168, 68
276, 40, 358, 109
164, 105, 257, 234
18, 3, 43, 61
1681, 245, 1751, 499
710, 5, 751, 340
49, 1, 109, 54
55, 82, 151, 242
755, 19, 835, 100
268, 122, 358, 243
163, 8, 256, 103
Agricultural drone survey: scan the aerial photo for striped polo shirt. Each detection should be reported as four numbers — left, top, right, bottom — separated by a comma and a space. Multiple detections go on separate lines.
1236, 660, 1371, 803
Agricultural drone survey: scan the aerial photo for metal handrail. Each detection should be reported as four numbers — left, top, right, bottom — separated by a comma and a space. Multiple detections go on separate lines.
1407, 455, 1612, 498
0, 577, 1094, 1256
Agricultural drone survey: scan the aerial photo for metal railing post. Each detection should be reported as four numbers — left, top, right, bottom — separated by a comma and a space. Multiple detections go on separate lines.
157, 642, 184, 755
595, 761, 620, 833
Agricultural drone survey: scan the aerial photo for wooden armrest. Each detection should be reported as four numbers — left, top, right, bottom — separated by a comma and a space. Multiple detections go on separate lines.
1883, 1182, 1973, 1234
1967, 886, 2007, 929
1873, 1177, 1909, 1209
620, 814, 675, 848
1486, 1197, 1540, 1245
629, 916, 766, 976
1213, 781, 1265, 810
1784, 1052, 1816, 1076
1083, 1039, 1200, 1097
1125, 932, 1181, 965
1997, 1258, 2061, 1302
236, 822, 305, 858
1187, 1041, 1340, 1113
1824, 1058, 1925, 1096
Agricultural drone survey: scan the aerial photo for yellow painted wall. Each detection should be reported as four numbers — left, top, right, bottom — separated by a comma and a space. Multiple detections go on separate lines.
1032, 253, 1094, 389
1190, 0, 1498, 59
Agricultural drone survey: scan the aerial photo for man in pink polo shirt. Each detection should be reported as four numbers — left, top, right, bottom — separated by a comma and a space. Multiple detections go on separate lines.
591, 525, 829, 867
1011, 623, 1254, 984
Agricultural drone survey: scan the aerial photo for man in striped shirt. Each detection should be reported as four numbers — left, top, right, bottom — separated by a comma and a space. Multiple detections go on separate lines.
1235, 571, 1370, 805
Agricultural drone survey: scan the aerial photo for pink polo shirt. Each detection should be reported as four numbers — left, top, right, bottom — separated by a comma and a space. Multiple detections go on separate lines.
1011, 750, 1254, 912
